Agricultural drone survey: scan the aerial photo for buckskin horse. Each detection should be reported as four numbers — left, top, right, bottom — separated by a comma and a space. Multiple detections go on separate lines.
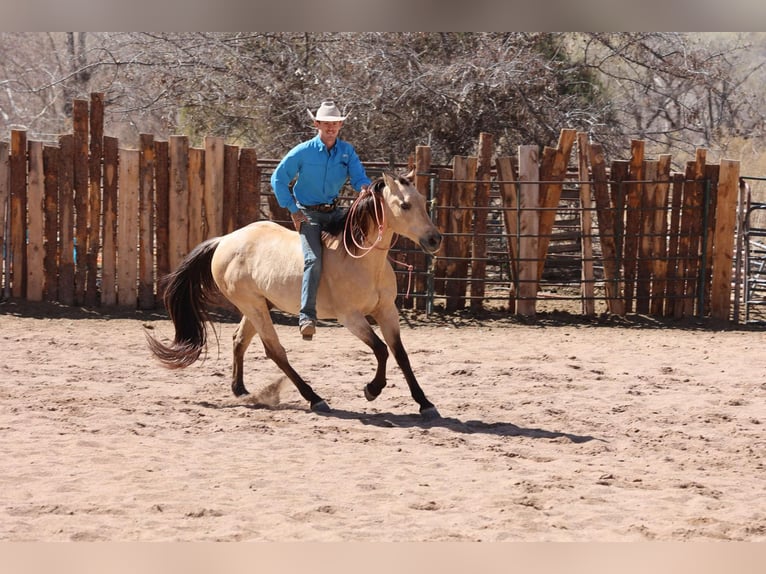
146, 172, 443, 419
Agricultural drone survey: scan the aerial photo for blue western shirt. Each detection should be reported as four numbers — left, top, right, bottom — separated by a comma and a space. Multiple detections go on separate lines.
271, 135, 371, 214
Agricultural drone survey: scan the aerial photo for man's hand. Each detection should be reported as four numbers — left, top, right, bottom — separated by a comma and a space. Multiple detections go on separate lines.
290, 210, 307, 231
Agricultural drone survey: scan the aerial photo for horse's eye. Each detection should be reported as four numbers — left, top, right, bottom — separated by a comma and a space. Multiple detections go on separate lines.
401, 202, 411, 211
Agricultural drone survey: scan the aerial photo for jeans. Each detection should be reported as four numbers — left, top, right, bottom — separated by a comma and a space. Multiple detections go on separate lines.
298, 206, 346, 324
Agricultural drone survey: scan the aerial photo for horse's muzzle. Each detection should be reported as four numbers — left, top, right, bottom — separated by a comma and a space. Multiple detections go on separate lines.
419, 231, 443, 254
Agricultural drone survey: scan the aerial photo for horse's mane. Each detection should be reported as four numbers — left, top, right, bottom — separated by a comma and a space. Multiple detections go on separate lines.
317, 177, 386, 256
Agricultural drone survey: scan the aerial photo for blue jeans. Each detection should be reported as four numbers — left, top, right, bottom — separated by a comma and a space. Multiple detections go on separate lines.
298, 206, 346, 324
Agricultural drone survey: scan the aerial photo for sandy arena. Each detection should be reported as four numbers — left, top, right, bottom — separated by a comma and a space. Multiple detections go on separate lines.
1, 299, 764, 542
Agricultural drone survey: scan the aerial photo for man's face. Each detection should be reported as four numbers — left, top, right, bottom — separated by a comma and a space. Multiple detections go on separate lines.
314, 120, 343, 139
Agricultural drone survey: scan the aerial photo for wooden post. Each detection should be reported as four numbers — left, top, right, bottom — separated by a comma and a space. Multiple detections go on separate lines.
10, 129, 27, 298
577, 132, 595, 315
682, 150, 707, 317
536, 129, 576, 282
412, 145, 432, 310
238, 148, 260, 227
188, 147, 205, 247
471, 133, 493, 312
43, 145, 59, 302
138, 134, 155, 309
101, 137, 119, 306
702, 164, 720, 316
223, 144, 239, 234
636, 159, 657, 314
445, 156, 476, 312
117, 149, 139, 308
590, 144, 625, 315
710, 159, 740, 320
85, 92, 104, 306
666, 173, 685, 317
72, 99, 89, 305
0, 141, 8, 298
496, 156, 518, 313
204, 136, 225, 238
154, 140, 170, 288
649, 155, 671, 316
623, 140, 644, 313
58, 134, 76, 306
433, 167, 454, 297
26, 141, 45, 302
517, 145, 539, 317
168, 136, 190, 271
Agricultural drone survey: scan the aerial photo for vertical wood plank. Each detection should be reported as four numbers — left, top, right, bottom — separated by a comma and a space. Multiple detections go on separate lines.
471, 133, 492, 312
43, 146, 59, 302
204, 136, 225, 238
496, 156, 518, 312
536, 129, 576, 282
682, 149, 707, 317
237, 148, 260, 227
589, 144, 625, 315
58, 134, 75, 306
188, 147, 205, 248
702, 163, 720, 316
10, 129, 27, 298
101, 136, 119, 306
445, 156, 476, 312
26, 141, 45, 302
517, 145, 539, 317
154, 140, 170, 290
72, 98, 89, 305
168, 136, 189, 271
636, 159, 657, 314
710, 159, 740, 320
623, 140, 644, 313
433, 167, 454, 297
117, 148, 139, 308
223, 144, 239, 234
666, 173, 685, 317
609, 160, 630, 264
649, 155, 671, 316
138, 134, 155, 309
85, 92, 104, 306
0, 141, 9, 297
577, 132, 595, 315
412, 145, 432, 311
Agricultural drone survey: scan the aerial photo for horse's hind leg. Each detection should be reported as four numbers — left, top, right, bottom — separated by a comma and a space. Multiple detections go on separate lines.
232, 316, 256, 396
239, 302, 330, 413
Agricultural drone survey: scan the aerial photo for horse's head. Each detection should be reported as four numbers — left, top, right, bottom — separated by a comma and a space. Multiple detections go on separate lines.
379, 171, 442, 254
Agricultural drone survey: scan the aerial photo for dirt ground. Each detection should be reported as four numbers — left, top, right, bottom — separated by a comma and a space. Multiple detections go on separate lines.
1, 298, 764, 542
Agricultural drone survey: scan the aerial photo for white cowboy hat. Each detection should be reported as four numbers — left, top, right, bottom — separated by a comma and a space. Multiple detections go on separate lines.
307, 100, 348, 122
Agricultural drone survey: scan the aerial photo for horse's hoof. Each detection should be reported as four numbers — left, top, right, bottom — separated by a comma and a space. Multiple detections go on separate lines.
420, 406, 441, 420
311, 400, 331, 413
364, 385, 378, 402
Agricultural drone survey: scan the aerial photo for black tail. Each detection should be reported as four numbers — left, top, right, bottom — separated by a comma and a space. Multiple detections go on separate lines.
146, 237, 222, 368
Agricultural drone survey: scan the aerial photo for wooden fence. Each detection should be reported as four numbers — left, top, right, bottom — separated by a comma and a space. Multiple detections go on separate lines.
0, 94, 741, 321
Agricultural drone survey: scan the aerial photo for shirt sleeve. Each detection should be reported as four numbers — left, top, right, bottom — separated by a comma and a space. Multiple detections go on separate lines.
346, 145, 372, 191
270, 149, 300, 213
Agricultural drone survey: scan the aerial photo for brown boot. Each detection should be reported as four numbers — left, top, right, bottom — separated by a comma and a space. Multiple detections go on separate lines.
299, 319, 316, 340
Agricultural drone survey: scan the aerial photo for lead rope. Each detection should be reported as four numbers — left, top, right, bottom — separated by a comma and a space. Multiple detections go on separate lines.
343, 187, 414, 299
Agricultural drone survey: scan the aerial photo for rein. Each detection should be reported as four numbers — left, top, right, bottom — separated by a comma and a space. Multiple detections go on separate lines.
343, 186, 414, 298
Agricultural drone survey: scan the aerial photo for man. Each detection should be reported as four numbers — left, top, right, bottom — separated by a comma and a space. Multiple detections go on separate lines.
271, 101, 372, 340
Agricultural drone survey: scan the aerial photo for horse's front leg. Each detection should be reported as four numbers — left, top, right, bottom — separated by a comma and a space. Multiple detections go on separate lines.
340, 313, 389, 401
373, 305, 440, 420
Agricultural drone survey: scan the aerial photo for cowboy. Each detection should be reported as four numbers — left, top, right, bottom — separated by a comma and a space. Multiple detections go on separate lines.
271, 100, 372, 340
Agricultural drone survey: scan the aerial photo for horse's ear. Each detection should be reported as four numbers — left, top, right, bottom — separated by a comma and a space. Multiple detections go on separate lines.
403, 169, 415, 181
382, 171, 397, 191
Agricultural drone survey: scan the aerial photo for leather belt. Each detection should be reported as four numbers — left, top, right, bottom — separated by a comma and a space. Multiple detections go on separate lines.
301, 199, 338, 213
